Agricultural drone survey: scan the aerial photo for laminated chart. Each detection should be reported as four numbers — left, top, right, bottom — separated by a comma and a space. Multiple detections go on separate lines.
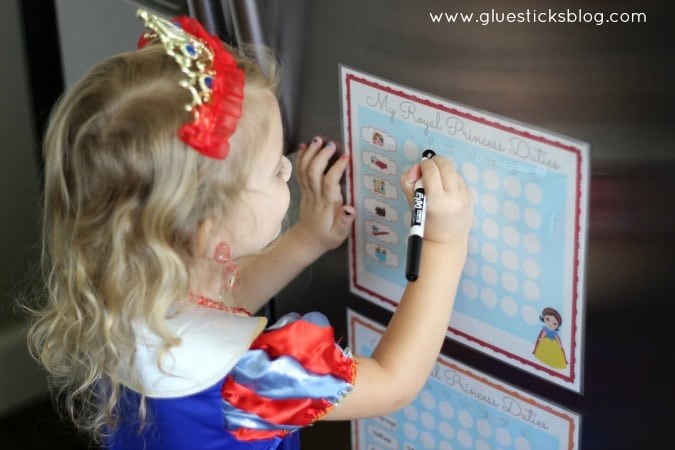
348, 310, 581, 450
340, 66, 590, 392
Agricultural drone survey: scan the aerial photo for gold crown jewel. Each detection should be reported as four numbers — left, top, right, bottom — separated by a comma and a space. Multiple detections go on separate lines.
136, 8, 244, 160
137, 9, 214, 116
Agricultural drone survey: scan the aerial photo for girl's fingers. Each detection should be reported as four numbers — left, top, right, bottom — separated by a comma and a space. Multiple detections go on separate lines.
296, 136, 325, 187
323, 152, 349, 202
399, 163, 422, 205
307, 142, 337, 192
298, 138, 339, 194
431, 156, 462, 192
419, 157, 443, 195
331, 205, 356, 238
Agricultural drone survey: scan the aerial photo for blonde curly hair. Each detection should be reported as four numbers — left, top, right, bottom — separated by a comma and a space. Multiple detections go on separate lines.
27, 42, 278, 441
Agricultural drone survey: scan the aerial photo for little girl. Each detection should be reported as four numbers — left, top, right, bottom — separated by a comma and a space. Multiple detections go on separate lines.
28, 9, 473, 450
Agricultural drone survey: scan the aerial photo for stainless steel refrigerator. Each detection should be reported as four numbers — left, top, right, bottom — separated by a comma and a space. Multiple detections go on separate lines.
12, 0, 673, 448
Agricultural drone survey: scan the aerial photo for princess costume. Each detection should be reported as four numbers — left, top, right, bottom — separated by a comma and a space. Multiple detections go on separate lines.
110, 303, 355, 449
107, 10, 357, 449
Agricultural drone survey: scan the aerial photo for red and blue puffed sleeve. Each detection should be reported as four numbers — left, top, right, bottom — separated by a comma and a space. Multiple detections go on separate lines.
221, 312, 356, 442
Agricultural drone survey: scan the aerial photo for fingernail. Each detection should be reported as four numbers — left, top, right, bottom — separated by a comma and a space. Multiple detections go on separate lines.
325, 141, 335, 150
344, 209, 353, 216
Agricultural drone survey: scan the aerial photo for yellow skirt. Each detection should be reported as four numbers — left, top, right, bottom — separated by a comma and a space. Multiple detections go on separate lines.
534, 337, 567, 369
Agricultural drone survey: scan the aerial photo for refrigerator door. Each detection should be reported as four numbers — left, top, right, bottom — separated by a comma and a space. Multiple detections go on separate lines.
49, 1, 675, 448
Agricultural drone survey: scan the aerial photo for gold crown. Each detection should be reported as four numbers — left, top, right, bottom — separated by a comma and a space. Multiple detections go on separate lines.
137, 9, 214, 116
136, 8, 244, 159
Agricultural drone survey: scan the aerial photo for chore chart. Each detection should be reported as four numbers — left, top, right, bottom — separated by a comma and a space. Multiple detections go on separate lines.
348, 310, 581, 450
340, 66, 589, 392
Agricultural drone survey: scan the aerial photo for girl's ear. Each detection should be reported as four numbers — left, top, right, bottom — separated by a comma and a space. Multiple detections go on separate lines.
195, 218, 215, 258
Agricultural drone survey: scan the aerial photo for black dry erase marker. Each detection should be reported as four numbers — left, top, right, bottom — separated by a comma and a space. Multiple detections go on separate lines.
405, 149, 436, 281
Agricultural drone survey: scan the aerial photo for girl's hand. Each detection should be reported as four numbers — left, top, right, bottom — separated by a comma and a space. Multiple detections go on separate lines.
400, 155, 474, 246
294, 136, 355, 255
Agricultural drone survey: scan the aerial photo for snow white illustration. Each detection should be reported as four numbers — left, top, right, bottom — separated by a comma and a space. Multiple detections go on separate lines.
532, 307, 568, 369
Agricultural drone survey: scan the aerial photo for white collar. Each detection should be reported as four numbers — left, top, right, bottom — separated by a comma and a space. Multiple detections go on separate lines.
128, 304, 266, 398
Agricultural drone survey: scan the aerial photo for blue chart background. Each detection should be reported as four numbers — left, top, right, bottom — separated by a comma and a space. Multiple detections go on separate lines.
356, 107, 569, 343
356, 338, 559, 450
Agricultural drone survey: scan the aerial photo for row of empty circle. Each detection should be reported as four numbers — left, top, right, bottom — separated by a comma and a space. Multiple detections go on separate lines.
477, 220, 542, 253
460, 162, 544, 206
465, 247, 542, 279
479, 193, 542, 230
395, 394, 532, 450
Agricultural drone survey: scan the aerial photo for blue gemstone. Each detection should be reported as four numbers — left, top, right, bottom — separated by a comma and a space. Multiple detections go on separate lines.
185, 44, 196, 56
205, 77, 213, 89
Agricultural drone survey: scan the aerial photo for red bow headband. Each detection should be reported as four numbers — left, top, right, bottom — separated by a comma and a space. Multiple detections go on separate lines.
137, 9, 245, 160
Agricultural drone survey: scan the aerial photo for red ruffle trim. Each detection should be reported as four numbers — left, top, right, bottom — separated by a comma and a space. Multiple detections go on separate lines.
222, 377, 332, 437
249, 319, 355, 382
138, 15, 244, 160
223, 317, 357, 441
